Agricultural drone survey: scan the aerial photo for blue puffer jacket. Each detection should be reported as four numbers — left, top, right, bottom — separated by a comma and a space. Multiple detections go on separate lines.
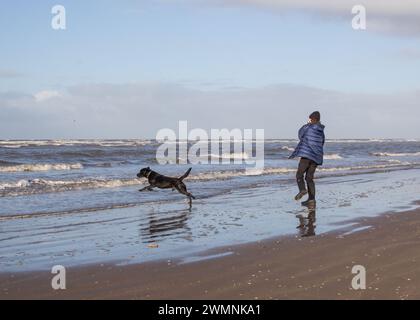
289, 123, 325, 165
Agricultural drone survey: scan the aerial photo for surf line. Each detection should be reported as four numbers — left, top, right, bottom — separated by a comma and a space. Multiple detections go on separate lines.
155, 120, 265, 174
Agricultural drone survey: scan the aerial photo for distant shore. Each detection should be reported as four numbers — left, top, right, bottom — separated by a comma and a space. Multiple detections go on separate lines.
2, 204, 420, 300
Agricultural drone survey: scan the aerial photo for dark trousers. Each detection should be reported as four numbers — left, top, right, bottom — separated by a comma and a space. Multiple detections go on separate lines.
296, 157, 317, 200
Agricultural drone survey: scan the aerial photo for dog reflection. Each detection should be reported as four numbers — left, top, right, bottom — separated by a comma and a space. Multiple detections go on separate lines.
140, 208, 192, 243
296, 210, 316, 237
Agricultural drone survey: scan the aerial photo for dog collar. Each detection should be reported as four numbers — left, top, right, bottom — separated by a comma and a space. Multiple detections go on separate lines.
145, 171, 152, 178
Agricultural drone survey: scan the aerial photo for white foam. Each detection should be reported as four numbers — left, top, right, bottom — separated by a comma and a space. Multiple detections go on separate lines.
327, 139, 420, 143
372, 152, 420, 157
83, 162, 416, 185
1, 161, 419, 197
206, 152, 249, 160
386, 159, 402, 164
0, 177, 142, 196
319, 162, 415, 172
0, 163, 83, 172
324, 154, 343, 160
0, 140, 154, 148
0, 179, 31, 190
281, 146, 295, 152
189, 168, 296, 181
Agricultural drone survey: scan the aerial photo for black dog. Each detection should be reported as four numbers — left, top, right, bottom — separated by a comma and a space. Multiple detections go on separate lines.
137, 167, 196, 205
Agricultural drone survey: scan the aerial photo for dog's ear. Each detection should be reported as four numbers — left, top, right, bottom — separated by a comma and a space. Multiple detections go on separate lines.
147, 167, 150, 170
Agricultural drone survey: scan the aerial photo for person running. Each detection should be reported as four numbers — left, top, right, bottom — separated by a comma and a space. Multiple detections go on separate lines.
289, 111, 325, 208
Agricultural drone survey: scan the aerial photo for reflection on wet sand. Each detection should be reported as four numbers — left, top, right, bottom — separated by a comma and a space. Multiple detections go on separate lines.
296, 209, 316, 237
139, 208, 192, 243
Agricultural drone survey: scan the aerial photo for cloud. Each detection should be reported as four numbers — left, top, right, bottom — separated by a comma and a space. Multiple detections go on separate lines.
192, 0, 420, 37
34, 90, 62, 102
1, 83, 419, 139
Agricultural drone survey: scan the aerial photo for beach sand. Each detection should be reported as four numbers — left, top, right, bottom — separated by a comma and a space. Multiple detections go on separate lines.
2, 204, 420, 300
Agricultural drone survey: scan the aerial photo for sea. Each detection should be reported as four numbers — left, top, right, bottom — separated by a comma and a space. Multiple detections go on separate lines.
1, 139, 420, 271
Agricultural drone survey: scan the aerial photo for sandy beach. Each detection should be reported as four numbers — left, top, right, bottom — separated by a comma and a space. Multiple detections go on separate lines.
2, 203, 420, 300
2, 140, 420, 300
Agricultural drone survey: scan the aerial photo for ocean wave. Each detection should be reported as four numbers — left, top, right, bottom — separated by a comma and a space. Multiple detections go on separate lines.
2, 139, 419, 149
281, 146, 295, 152
0, 160, 20, 166
207, 152, 249, 160
385, 159, 403, 164
324, 154, 343, 160
0, 145, 26, 148
2, 161, 419, 197
327, 139, 420, 143
319, 162, 415, 172
0, 177, 142, 197
0, 139, 155, 148
0, 163, 83, 172
156, 152, 250, 163
188, 167, 296, 181
372, 152, 420, 157
177, 162, 416, 181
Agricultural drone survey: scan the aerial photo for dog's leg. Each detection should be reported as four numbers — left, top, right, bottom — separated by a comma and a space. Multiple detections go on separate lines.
184, 184, 195, 200
174, 183, 195, 201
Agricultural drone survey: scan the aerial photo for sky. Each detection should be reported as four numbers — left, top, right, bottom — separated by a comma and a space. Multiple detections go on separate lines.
1, 0, 420, 139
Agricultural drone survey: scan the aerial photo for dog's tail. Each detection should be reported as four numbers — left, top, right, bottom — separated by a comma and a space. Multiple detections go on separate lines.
178, 167, 192, 181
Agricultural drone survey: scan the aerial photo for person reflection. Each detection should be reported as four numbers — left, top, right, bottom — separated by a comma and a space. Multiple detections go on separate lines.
296, 209, 316, 237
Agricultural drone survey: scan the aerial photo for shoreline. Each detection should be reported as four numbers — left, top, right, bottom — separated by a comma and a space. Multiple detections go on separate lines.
2, 204, 420, 299
2, 168, 420, 273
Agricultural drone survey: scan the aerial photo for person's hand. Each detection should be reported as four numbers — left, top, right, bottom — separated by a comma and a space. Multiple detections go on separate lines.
307, 118, 312, 124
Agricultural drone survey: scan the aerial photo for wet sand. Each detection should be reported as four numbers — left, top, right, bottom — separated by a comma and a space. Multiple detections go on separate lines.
2, 205, 420, 300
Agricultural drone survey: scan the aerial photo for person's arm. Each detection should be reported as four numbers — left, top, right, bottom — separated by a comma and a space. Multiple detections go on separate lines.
298, 124, 310, 141
322, 131, 325, 146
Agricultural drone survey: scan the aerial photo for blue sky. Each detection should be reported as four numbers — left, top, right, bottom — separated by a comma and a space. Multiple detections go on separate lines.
1, 0, 420, 138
